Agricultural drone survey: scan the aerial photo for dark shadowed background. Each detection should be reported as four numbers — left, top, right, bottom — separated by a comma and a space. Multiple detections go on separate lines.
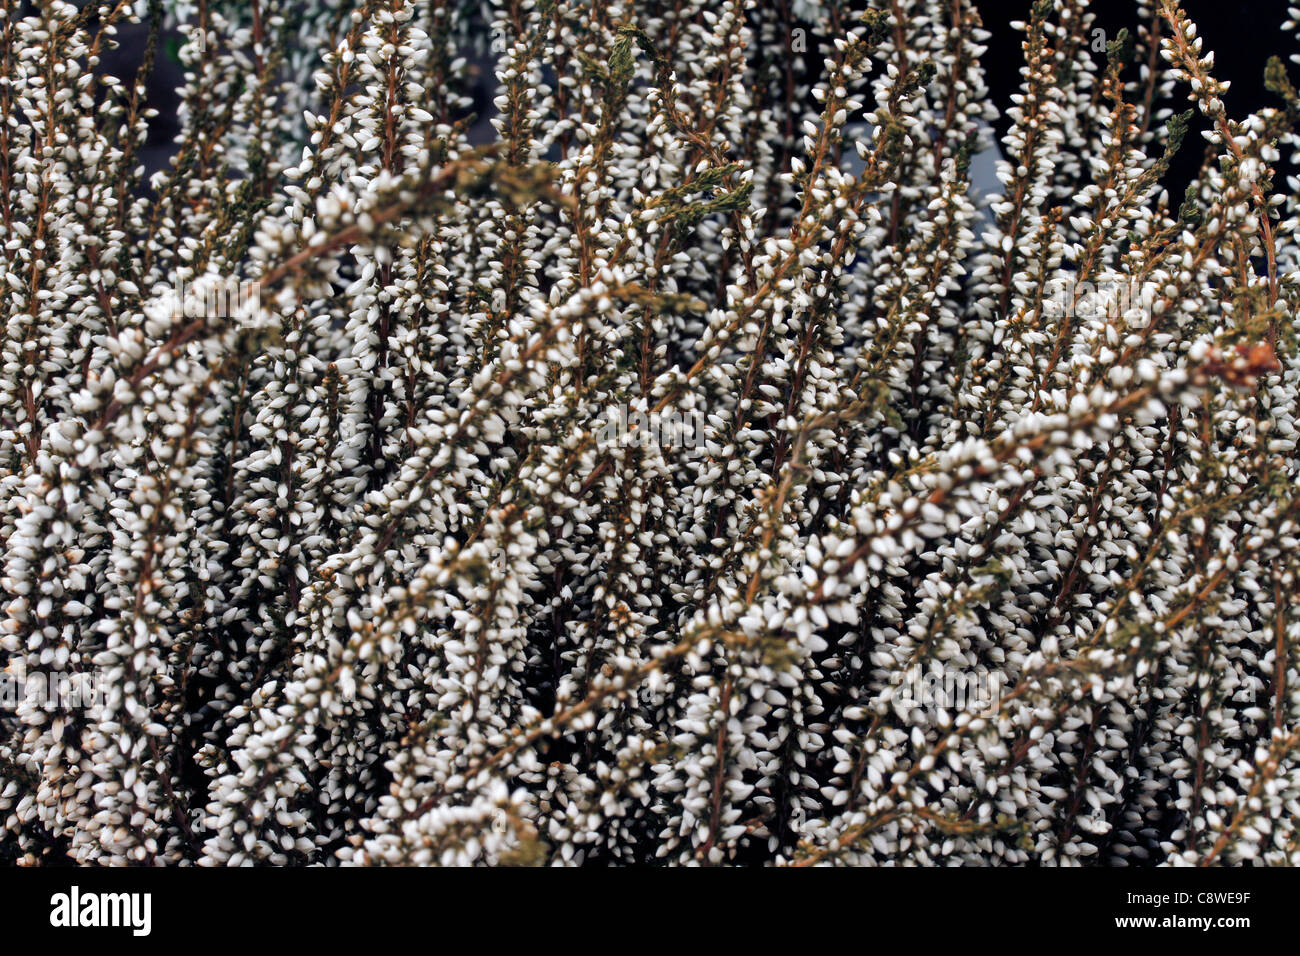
89, 2, 1300, 211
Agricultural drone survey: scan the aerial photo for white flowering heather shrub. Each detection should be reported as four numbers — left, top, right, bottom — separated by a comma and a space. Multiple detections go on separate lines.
2, 0, 1300, 867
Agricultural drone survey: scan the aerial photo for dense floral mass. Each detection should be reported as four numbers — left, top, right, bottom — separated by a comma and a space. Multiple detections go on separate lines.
1, 0, 1299, 866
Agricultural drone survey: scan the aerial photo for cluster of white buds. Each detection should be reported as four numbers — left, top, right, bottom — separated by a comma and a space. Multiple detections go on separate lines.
0, 0, 1298, 866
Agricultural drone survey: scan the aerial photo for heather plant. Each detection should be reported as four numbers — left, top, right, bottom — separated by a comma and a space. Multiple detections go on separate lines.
1, 0, 1299, 867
